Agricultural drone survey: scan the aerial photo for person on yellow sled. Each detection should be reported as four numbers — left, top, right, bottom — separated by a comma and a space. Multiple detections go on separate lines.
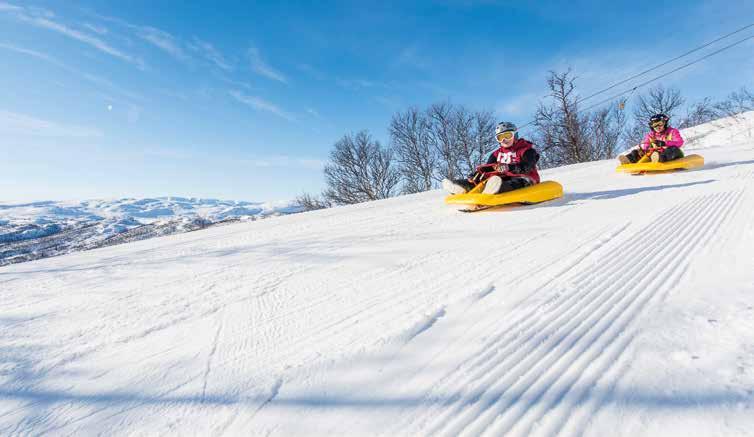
442, 122, 540, 195
618, 113, 685, 164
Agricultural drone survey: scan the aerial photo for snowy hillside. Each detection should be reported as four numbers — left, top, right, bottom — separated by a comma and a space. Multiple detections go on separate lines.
2, 113, 754, 436
0, 197, 301, 266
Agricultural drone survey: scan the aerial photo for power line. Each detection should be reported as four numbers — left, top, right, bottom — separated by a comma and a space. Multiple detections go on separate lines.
579, 33, 754, 114
518, 27, 754, 130
575, 22, 754, 106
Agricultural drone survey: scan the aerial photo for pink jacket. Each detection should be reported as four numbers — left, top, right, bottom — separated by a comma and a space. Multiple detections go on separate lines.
640, 127, 684, 151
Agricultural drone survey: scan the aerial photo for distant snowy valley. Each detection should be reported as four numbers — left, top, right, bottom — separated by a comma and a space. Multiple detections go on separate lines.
0, 197, 301, 266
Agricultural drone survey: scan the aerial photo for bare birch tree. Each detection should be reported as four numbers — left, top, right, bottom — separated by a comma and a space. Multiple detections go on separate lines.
323, 131, 400, 205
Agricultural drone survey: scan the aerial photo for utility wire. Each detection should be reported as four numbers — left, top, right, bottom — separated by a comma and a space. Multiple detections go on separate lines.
518, 28, 754, 130
579, 33, 754, 114
575, 22, 754, 106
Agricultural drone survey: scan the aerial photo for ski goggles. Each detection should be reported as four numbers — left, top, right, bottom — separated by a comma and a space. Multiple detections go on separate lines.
496, 131, 515, 141
651, 120, 666, 128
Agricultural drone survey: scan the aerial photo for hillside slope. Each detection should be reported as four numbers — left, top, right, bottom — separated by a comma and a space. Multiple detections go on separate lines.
0, 197, 300, 266
2, 114, 753, 436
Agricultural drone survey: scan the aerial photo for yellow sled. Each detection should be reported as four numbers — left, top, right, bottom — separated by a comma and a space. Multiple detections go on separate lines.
445, 180, 564, 207
616, 153, 704, 174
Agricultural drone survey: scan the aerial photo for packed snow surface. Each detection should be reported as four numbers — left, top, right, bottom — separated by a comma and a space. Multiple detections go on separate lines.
2, 114, 754, 436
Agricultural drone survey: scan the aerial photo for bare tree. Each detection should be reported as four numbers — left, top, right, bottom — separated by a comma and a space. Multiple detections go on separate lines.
457, 109, 496, 176
679, 97, 718, 128
590, 98, 627, 159
622, 85, 686, 148
323, 131, 401, 205
390, 102, 498, 192
295, 192, 332, 211
534, 69, 589, 167
427, 102, 460, 180
389, 107, 436, 193
633, 85, 686, 121
714, 87, 754, 121
533, 69, 627, 166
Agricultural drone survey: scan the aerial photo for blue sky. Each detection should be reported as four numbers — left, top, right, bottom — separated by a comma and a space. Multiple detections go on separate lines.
1, 0, 753, 202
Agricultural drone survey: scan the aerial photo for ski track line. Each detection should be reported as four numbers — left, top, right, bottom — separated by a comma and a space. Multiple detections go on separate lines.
405, 192, 734, 436
37, 265, 297, 377
439, 192, 730, 435
485, 191, 743, 437
201, 231, 599, 428
385, 223, 631, 435
555, 187, 747, 437
0, 276, 281, 429
402, 220, 661, 433
208, 226, 602, 428
201, 310, 225, 403
224, 231, 556, 371
429, 191, 740, 436
294, 226, 609, 360
395, 218, 680, 433
94, 238, 464, 402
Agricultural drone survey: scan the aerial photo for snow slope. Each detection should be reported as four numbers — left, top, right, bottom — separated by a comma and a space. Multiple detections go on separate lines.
1, 114, 754, 436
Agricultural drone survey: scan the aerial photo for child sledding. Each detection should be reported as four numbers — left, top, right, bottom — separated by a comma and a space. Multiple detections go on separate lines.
616, 113, 704, 174
442, 122, 563, 211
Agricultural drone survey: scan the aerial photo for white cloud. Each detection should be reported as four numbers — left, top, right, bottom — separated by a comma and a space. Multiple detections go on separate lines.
189, 37, 232, 71
0, 110, 104, 138
240, 155, 324, 170
297, 158, 325, 170
496, 92, 541, 116
83, 22, 108, 34
296, 63, 326, 80
143, 147, 191, 159
0, 42, 60, 65
229, 90, 295, 121
394, 44, 431, 70
373, 95, 402, 109
336, 78, 377, 90
0, 43, 144, 102
248, 47, 287, 83
79, 11, 191, 65
306, 108, 321, 118
136, 26, 188, 61
0, 1, 21, 12
2, 5, 146, 69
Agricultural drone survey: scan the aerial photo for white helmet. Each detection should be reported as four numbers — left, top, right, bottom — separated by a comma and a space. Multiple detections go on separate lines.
495, 121, 518, 140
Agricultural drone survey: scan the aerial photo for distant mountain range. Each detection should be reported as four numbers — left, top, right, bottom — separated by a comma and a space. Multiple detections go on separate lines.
0, 197, 302, 266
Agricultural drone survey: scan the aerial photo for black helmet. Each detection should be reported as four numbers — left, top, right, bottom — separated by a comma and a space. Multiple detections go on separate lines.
649, 113, 669, 128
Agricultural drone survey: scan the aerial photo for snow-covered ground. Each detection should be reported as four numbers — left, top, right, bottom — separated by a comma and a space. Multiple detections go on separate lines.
0, 197, 301, 266
1, 114, 753, 436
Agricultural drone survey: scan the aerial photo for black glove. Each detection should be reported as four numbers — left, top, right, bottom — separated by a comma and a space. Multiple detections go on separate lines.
653, 140, 666, 148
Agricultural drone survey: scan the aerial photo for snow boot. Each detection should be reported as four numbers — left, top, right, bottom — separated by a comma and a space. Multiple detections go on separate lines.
619, 149, 641, 164
442, 178, 474, 194
659, 146, 684, 163
482, 175, 503, 194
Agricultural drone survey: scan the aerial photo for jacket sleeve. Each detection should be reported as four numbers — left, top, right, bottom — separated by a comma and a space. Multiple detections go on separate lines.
486, 151, 498, 164
508, 148, 540, 174
665, 128, 684, 148
640, 132, 653, 151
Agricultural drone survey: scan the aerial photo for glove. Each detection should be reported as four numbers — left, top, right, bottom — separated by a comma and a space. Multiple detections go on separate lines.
495, 163, 509, 173
652, 140, 666, 148
477, 163, 497, 172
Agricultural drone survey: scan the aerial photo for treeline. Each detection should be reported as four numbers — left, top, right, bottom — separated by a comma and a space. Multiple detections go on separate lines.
298, 70, 754, 211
